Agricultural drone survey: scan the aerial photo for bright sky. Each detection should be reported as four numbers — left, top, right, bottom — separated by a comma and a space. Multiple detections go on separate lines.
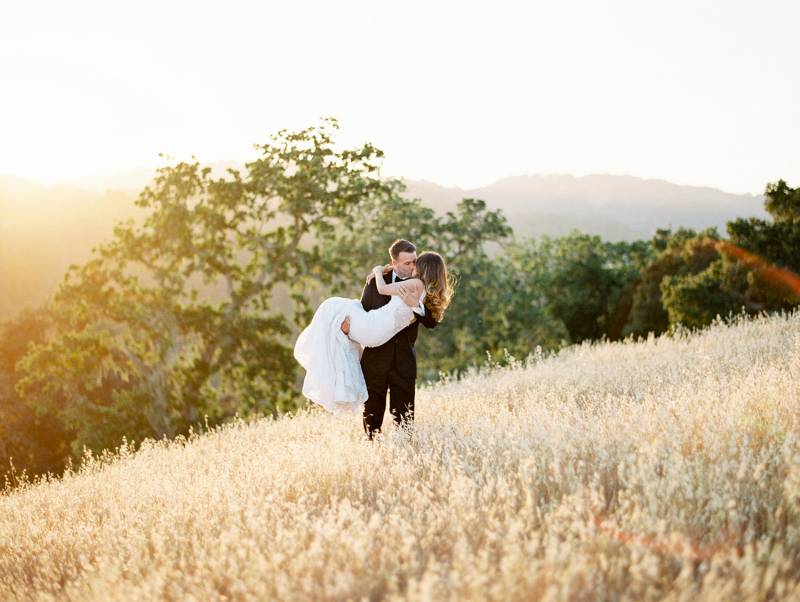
1, 0, 798, 194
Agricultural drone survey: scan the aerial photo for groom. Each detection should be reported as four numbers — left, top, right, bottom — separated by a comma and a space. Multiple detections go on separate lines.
341, 239, 437, 439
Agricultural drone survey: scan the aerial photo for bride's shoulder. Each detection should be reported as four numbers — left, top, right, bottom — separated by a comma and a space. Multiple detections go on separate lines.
400, 278, 424, 294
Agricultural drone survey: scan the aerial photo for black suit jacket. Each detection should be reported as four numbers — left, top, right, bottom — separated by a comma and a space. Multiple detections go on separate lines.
359, 273, 437, 380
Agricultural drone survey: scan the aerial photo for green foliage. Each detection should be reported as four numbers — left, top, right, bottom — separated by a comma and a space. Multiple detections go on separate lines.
414, 199, 517, 377
661, 257, 749, 329
624, 228, 720, 337
724, 179, 800, 306
15, 118, 396, 458
536, 232, 651, 343
0, 308, 72, 481
660, 180, 800, 329
4, 114, 798, 488
417, 230, 651, 378
623, 228, 695, 337
498, 232, 651, 347
630, 180, 800, 333
762, 179, 800, 224
331, 194, 516, 378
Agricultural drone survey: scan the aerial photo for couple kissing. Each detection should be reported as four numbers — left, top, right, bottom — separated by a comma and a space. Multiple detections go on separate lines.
293, 239, 453, 440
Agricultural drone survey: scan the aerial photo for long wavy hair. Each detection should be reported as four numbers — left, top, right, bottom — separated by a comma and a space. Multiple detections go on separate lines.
415, 251, 454, 322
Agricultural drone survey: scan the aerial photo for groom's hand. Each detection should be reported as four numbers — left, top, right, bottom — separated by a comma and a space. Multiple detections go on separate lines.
396, 282, 414, 298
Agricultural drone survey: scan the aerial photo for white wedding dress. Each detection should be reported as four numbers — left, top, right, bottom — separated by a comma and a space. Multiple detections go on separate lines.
293, 295, 416, 414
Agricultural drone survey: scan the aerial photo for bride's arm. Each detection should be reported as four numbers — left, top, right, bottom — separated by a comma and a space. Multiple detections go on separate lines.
371, 266, 422, 303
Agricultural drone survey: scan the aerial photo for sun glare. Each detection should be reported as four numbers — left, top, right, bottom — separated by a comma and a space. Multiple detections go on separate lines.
1, 74, 134, 183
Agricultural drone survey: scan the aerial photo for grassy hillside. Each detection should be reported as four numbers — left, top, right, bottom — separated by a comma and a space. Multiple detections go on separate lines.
1, 312, 799, 600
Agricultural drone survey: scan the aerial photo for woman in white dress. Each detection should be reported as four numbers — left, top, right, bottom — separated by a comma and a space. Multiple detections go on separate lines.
293, 251, 453, 414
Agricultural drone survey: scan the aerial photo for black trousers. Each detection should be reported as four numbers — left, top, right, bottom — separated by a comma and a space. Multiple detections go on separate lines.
362, 361, 415, 439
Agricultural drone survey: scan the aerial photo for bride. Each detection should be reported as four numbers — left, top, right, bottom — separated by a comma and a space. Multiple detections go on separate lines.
293, 251, 453, 414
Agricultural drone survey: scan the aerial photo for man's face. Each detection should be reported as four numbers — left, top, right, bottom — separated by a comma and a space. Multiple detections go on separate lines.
393, 251, 417, 279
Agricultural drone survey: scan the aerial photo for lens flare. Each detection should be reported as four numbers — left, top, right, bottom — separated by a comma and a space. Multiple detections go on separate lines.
591, 507, 742, 562
715, 240, 800, 297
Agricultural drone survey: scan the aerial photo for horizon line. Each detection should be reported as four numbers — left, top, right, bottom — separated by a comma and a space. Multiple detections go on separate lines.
0, 166, 765, 198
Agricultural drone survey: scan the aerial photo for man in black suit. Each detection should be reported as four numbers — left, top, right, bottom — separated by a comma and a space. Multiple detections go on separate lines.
341, 239, 437, 439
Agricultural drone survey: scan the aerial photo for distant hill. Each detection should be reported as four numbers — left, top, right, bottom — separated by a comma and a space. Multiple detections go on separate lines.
0, 169, 768, 321
402, 174, 767, 241
62, 167, 768, 241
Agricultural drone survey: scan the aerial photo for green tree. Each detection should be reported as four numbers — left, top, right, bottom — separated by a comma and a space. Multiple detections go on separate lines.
319, 194, 516, 378
622, 228, 719, 337
660, 180, 800, 329
0, 308, 72, 482
318, 184, 441, 298
660, 254, 752, 329
437, 230, 651, 374
523, 232, 651, 344
725, 179, 800, 306
16, 118, 395, 458
415, 199, 516, 376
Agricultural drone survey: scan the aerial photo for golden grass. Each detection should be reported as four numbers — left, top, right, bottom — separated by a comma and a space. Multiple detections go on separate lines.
2, 312, 799, 600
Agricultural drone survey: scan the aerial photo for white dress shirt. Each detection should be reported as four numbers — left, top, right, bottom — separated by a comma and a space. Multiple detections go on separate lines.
392, 270, 426, 316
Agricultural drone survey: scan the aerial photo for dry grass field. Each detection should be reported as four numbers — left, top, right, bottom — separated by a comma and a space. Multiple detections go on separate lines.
1, 312, 799, 601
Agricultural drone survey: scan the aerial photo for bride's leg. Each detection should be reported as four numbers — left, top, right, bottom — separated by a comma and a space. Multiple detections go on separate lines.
340, 314, 364, 357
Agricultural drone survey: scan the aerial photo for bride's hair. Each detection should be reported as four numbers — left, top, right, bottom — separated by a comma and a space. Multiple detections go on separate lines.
415, 251, 454, 322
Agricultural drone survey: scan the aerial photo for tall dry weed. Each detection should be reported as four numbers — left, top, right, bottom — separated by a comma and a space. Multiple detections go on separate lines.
1, 312, 799, 600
